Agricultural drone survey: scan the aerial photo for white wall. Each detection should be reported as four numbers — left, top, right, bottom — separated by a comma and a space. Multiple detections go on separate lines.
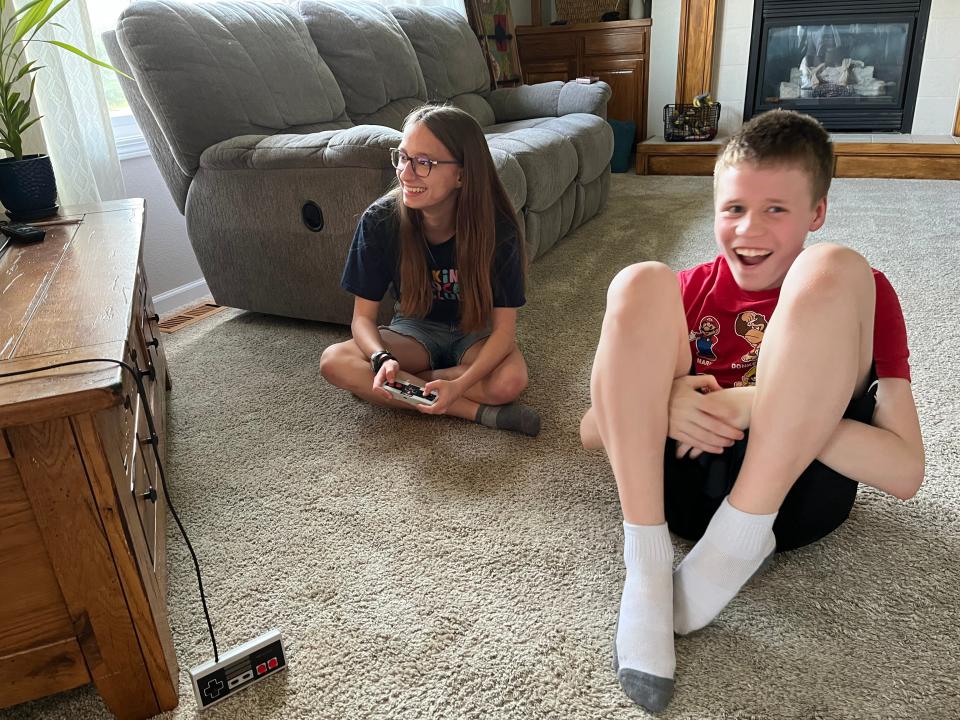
913, 0, 960, 135
712, 0, 754, 136
121, 155, 207, 314
711, 0, 960, 137
511, 0, 530, 26
648, 1, 681, 138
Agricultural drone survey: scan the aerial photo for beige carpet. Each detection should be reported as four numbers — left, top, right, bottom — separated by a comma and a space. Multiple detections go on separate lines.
7, 174, 960, 719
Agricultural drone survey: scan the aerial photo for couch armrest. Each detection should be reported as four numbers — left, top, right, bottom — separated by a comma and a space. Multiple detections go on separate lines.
199, 125, 402, 171
487, 80, 612, 123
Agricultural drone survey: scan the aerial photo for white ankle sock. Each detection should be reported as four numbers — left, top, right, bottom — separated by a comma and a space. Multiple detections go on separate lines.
616, 522, 675, 681
673, 497, 776, 635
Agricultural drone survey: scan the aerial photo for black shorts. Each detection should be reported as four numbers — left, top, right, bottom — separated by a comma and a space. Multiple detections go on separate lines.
664, 379, 878, 553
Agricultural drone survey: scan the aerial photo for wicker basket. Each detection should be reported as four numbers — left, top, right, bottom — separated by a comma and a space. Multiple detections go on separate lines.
554, 0, 628, 24
663, 102, 721, 142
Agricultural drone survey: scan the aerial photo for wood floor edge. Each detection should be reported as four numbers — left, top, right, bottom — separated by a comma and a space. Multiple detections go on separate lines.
635, 141, 960, 179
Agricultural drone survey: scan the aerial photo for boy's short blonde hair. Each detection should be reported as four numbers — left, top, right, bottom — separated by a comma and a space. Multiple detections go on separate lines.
715, 110, 834, 206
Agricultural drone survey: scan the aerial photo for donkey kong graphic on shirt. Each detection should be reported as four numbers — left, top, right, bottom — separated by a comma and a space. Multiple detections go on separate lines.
733, 309, 769, 386
690, 315, 720, 363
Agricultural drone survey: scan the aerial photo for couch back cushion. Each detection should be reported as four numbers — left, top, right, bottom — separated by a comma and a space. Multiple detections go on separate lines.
298, 1, 427, 130
389, 6, 494, 125
116, 0, 350, 175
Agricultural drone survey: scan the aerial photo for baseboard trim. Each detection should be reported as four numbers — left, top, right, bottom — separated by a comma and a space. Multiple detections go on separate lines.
152, 278, 211, 317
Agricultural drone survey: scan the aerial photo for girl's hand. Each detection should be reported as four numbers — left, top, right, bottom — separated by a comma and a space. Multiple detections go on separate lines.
669, 374, 744, 459
417, 378, 463, 415
372, 359, 400, 401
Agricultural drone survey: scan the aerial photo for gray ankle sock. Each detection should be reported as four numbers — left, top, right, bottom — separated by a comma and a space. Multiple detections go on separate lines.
475, 403, 541, 436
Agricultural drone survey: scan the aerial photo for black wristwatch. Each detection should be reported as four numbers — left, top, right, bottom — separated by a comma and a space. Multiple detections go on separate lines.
370, 350, 397, 373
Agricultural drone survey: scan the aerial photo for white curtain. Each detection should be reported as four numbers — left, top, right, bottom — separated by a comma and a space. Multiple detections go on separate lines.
25, 0, 125, 206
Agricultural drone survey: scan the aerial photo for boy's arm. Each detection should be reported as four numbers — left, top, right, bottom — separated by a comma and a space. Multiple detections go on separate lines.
816, 377, 924, 500
705, 379, 925, 500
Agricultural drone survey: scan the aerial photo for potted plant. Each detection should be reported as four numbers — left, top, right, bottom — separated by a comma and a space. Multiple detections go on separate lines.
0, 0, 128, 221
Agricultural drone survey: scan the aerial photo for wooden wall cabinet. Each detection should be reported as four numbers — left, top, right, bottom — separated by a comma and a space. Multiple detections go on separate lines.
516, 19, 651, 141
0, 200, 177, 719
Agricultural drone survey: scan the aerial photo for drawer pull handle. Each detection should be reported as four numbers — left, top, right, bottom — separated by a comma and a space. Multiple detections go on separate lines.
147, 337, 160, 348
149, 313, 160, 323
141, 487, 158, 503
139, 366, 156, 382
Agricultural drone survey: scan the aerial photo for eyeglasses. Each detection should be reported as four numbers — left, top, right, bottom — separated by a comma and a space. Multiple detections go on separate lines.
390, 148, 460, 178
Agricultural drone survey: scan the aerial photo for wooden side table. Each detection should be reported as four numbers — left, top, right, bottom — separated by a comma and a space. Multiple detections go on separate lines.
0, 199, 178, 719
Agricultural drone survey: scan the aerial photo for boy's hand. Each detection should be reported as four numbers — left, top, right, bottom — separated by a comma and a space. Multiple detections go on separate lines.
669, 375, 745, 458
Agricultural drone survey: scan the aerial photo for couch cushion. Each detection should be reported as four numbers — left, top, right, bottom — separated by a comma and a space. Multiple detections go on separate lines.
298, 0, 426, 128
486, 129, 577, 212
115, 0, 348, 176
485, 114, 613, 184
389, 6, 489, 102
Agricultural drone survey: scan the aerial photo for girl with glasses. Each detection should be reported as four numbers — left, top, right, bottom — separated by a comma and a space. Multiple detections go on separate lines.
320, 106, 540, 436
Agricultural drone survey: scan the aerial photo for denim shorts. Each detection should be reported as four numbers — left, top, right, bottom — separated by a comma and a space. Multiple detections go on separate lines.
380, 315, 491, 370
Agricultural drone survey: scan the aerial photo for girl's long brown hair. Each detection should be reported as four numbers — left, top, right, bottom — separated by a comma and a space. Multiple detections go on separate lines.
390, 105, 524, 333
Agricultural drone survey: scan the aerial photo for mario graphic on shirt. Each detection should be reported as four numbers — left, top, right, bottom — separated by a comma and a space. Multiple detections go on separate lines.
690, 315, 720, 363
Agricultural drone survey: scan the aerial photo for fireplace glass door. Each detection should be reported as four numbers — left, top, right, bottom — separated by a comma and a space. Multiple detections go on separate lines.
745, 0, 930, 131
759, 21, 911, 111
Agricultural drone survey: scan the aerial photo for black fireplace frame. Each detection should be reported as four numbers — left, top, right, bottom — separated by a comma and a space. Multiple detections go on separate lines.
743, 0, 932, 132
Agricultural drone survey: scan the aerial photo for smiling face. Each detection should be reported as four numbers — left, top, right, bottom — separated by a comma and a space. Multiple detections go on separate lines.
396, 122, 462, 219
714, 161, 827, 291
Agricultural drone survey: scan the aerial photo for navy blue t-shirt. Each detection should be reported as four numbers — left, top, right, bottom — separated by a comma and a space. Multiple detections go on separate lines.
341, 197, 525, 324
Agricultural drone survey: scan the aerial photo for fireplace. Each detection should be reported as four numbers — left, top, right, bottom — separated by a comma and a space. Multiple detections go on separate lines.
743, 0, 932, 132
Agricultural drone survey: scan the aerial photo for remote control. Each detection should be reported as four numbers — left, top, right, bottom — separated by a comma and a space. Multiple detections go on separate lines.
0, 223, 45, 243
383, 379, 437, 406
189, 629, 287, 710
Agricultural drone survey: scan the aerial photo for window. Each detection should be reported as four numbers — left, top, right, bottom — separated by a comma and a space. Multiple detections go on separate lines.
88, 0, 466, 161
90, 0, 149, 160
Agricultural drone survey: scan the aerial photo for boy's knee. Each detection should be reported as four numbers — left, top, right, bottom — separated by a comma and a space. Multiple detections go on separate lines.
789, 244, 872, 295
607, 261, 676, 308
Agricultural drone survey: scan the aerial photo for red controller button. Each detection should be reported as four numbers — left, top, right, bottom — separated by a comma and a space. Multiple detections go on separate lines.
256, 663, 267, 675
268, 657, 278, 669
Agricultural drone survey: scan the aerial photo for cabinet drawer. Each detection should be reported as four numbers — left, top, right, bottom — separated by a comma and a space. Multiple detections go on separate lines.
519, 33, 579, 61
130, 399, 159, 566
584, 29, 645, 56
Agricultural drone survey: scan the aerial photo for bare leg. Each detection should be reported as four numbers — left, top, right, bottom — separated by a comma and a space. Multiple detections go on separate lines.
588, 262, 691, 525
421, 342, 529, 405
319, 334, 480, 422
586, 262, 691, 713
732, 243, 875, 512
673, 244, 876, 635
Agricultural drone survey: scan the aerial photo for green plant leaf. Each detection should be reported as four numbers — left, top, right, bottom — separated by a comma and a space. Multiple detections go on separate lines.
13, 0, 53, 45
14, 61, 43, 83
41, 39, 132, 80
31, 0, 72, 40
10, 0, 47, 22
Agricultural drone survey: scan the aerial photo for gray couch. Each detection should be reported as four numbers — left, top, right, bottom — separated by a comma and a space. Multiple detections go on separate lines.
106, 0, 613, 324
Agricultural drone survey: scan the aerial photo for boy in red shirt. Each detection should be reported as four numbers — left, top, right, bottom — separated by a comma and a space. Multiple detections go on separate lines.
580, 110, 924, 712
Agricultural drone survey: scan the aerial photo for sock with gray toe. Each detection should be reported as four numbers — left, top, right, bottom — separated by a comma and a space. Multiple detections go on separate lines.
614, 521, 676, 713
673, 496, 776, 635
475, 403, 541, 436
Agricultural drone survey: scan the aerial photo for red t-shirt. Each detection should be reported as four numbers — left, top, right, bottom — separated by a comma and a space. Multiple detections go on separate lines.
679, 256, 911, 388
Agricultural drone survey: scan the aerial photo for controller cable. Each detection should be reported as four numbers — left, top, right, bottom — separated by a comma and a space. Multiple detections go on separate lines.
0, 357, 220, 662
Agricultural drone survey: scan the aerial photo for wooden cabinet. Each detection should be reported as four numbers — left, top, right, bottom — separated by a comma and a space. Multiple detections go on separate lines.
0, 199, 177, 719
516, 18, 651, 141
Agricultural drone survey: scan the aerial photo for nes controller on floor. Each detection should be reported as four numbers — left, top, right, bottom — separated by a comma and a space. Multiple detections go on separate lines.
190, 629, 287, 710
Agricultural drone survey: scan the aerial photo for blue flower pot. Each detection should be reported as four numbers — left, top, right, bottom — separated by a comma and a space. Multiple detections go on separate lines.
0, 153, 59, 221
